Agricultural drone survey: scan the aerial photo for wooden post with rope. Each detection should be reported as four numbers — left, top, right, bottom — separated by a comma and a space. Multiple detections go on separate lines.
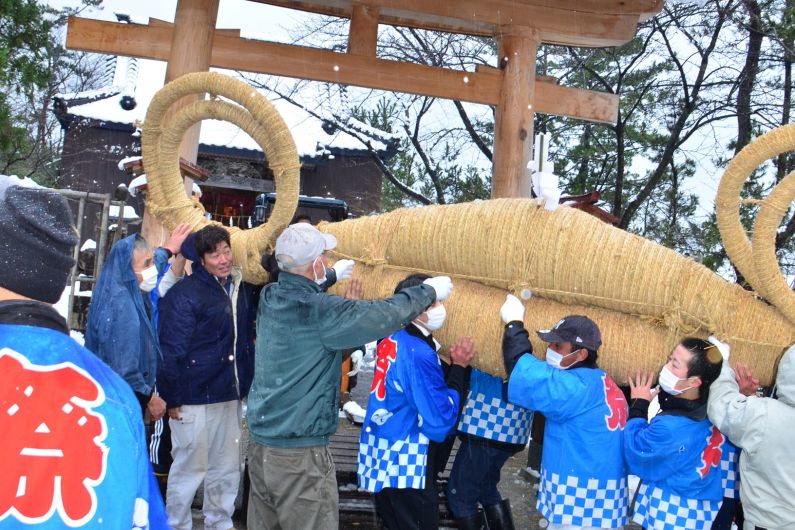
140, 0, 220, 247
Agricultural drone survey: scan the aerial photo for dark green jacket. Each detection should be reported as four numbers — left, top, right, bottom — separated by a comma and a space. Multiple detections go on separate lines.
247, 271, 436, 448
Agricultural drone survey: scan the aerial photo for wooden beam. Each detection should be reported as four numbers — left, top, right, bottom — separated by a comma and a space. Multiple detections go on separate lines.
165, 0, 219, 165
66, 17, 618, 124
140, 0, 219, 247
248, 0, 662, 47
348, 4, 379, 56
491, 27, 538, 198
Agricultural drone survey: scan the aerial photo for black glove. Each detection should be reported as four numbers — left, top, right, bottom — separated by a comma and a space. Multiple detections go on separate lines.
503, 322, 533, 375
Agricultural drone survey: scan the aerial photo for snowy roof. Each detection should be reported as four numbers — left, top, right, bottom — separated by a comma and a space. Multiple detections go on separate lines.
109, 204, 140, 221
0, 174, 46, 189
55, 58, 398, 160
128, 174, 202, 197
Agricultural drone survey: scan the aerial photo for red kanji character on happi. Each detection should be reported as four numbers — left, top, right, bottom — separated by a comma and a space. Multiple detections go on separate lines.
603, 374, 628, 430
698, 426, 725, 479
370, 337, 398, 401
0, 348, 108, 526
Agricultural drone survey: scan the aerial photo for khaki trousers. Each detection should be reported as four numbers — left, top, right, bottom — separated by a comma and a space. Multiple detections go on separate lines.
247, 442, 338, 530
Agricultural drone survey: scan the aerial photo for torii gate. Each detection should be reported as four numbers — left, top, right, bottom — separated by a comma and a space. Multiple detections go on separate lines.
65, 0, 662, 240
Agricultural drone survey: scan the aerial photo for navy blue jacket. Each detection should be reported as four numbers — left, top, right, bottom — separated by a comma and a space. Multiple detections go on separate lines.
157, 235, 256, 408
85, 234, 160, 406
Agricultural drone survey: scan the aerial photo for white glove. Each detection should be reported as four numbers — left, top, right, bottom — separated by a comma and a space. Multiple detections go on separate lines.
708, 335, 730, 361
332, 259, 355, 281
423, 276, 453, 301
348, 349, 363, 377
501, 294, 525, 324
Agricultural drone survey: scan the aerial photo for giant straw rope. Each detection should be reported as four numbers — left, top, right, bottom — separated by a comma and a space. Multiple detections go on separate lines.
717, 124, 795, 328
143, 72, 795, 385
140, 72, 300, 284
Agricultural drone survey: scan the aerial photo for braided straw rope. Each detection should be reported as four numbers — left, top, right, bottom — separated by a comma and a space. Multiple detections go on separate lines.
717, 124, 795, 330
752, 170, 795, 325
140, 73, 793, 383
141, 72, 300, 283
328, 263, 781, 384
322, 198, 795, 385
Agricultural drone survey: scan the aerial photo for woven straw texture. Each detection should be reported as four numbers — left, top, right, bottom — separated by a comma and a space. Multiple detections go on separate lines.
717, 123, 795, 328
140, 72, 300, 283
140, 73, 793, 384
322, 199, 795, 385
327, 264, 783, 384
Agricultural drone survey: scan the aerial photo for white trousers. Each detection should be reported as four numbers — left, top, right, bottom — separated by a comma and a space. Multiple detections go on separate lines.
166, 400, 242, 530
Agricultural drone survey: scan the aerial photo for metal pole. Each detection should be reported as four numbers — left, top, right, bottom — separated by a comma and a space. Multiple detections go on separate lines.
95, 194, 112, 279
114, 200, 128, 243
67, 197, 86, 330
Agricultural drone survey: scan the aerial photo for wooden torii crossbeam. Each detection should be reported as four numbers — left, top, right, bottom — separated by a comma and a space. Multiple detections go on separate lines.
65, 0, 661, 204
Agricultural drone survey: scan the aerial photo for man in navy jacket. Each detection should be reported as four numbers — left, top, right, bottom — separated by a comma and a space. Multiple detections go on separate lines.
158, 225, 256, 530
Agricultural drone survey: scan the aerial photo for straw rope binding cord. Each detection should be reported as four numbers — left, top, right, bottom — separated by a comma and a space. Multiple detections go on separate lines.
141, 72, 300, 284
320, 198, 795, 385
139, 73, 795, 384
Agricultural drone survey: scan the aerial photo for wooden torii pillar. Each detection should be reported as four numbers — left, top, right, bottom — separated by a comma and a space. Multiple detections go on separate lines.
140, 0, 219, 246
65, 0, 661, 218
493, 26, 539, 198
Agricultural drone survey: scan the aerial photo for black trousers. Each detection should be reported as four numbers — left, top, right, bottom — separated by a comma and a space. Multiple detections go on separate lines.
374, 481, 438, 530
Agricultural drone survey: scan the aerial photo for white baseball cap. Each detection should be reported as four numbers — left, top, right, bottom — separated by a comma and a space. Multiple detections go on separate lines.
275, 222, 337, 268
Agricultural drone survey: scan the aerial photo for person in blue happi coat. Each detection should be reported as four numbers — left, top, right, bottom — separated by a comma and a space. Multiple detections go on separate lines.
358, 273, 474, 530
624, 337, 726, 530
0, 175, 167, 529
446, 366, 533, 529
500, 294, 629, 530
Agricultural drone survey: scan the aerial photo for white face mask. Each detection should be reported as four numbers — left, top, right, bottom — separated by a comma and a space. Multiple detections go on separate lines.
545, 347, 579, 370
138, 265, 158, 292
422, 304, 447, 331
658, 365, 691, 395
312, 255, 327, 285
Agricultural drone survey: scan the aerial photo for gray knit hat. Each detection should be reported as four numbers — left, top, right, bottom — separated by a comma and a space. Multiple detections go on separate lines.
0, 176, 78, 303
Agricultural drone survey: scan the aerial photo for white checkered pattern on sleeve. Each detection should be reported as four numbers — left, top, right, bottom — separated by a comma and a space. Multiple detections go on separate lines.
720, 442, 739, 499
458, 391, 532, 444
632, 483, 722, 530
357, 432, 430, 493
537, 469, 627, 528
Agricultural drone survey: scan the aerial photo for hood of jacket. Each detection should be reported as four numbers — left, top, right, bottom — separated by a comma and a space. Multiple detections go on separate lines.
776, 344, 795, 406
85, 234, 159, 362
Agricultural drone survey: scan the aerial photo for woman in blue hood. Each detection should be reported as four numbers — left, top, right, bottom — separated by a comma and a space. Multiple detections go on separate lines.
85, 233, 164, 417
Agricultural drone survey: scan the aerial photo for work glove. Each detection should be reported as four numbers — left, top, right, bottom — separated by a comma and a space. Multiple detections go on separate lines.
501, 294, 525, 324
708, 335, 731, 362
332, 259, 355, 281
348, 349, 364, 377
423, 276, 453, 301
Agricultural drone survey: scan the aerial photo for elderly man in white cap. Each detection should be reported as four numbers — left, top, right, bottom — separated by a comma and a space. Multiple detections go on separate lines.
246, 222, 453, 530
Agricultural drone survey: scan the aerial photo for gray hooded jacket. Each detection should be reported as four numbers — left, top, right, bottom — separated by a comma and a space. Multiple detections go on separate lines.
707, 346, 795, 530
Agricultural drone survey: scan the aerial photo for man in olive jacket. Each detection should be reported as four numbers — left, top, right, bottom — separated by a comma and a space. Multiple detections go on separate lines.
246, 222, 453, 530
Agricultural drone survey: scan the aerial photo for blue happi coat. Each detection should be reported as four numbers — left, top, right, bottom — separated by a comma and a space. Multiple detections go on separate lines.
458, 367, 532, 445
0, 310, 167, 529
509, 354, 629, 528
625, 402, 728, 530
357, 328, 461, 493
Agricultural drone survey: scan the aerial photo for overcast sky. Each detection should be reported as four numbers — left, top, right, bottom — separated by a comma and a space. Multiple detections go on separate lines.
46, 0, 734, 223
49, 0, 302, 40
